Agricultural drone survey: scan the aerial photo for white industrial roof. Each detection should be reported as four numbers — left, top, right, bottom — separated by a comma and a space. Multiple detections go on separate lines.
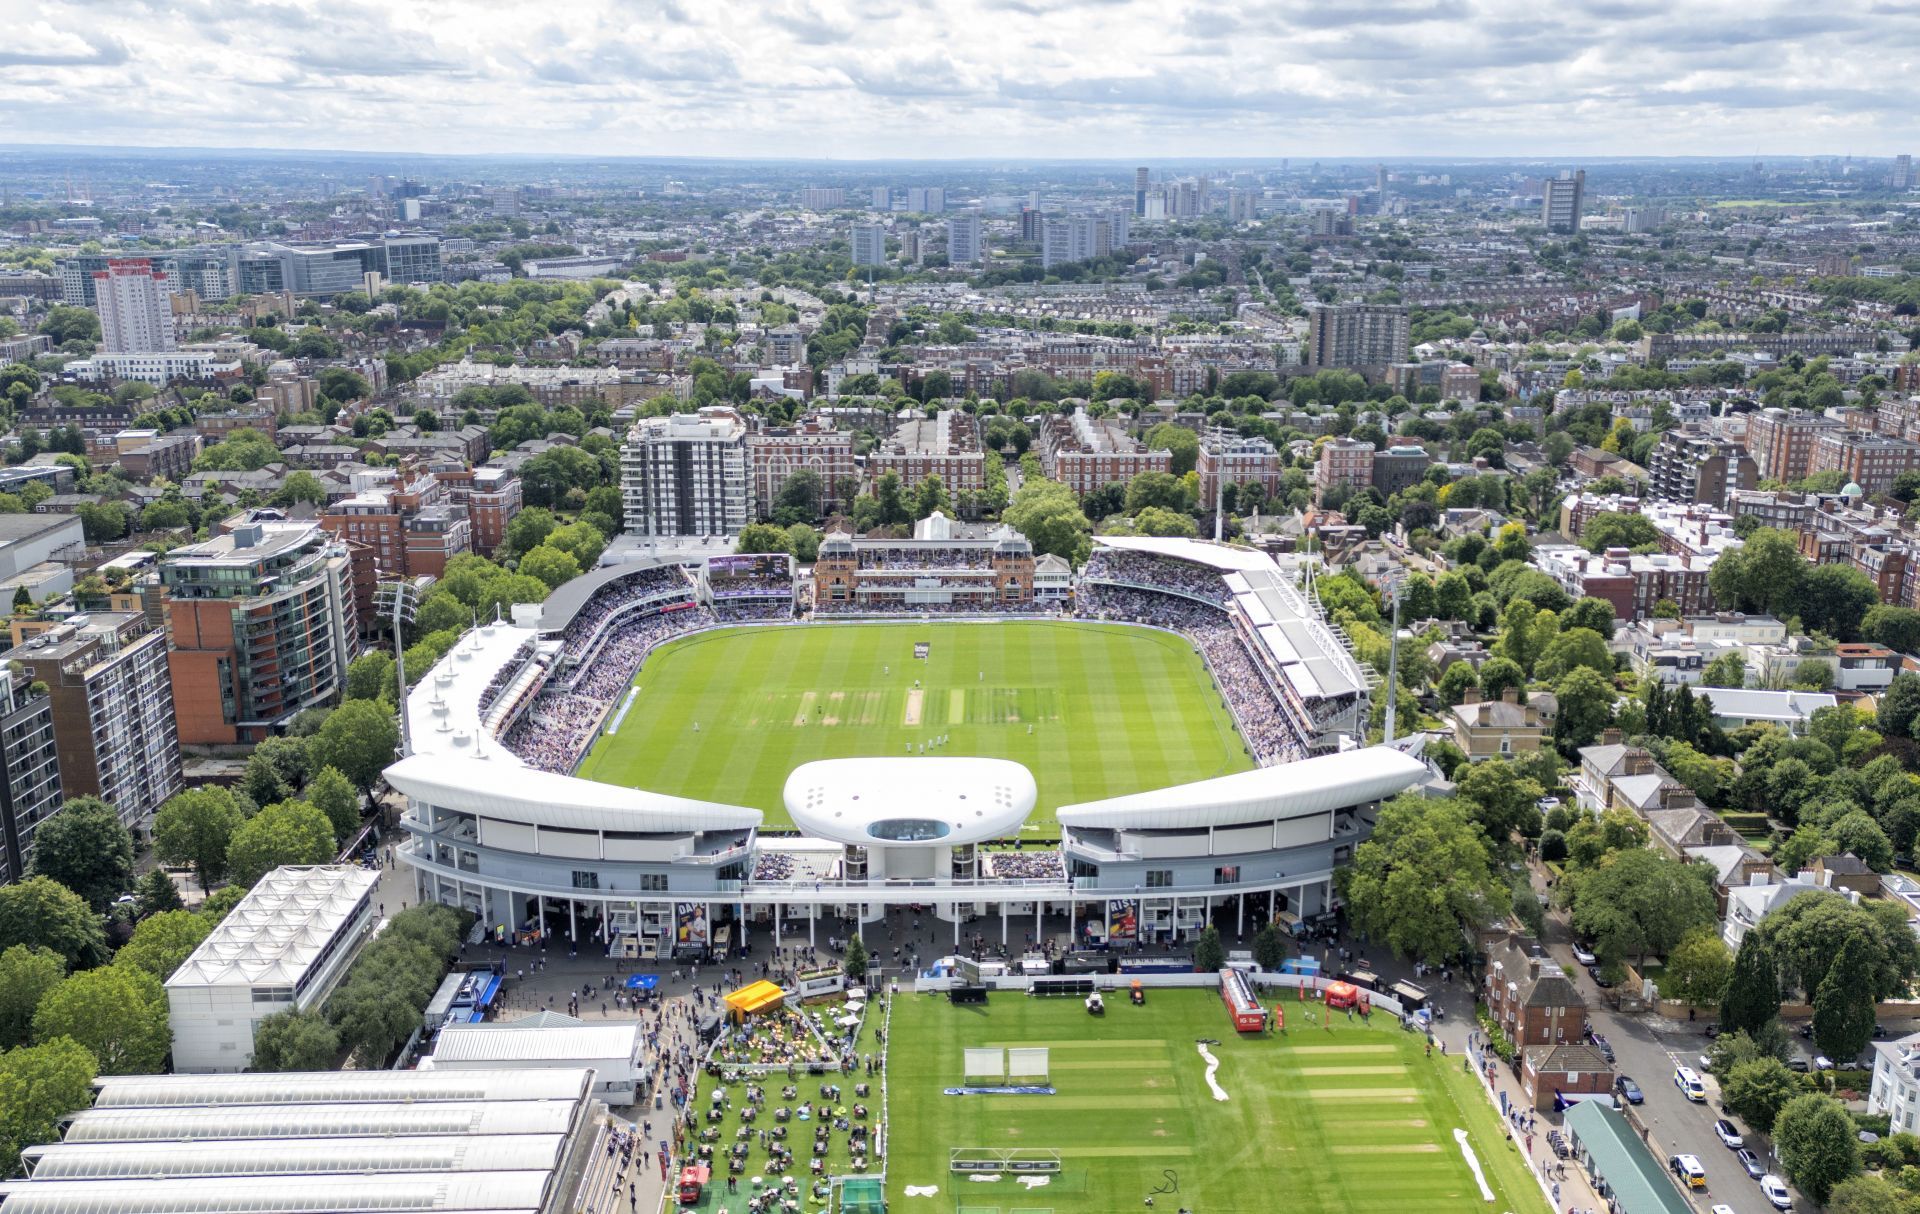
91, 1068, 595, 1108
0, 1172, 555, 1214
404, 620, 545, 766
23, 1135, 567, 1180
1056, 746, 1428, 831
385, 754, 761, 833
165, 867, 378, 991
60, 1100, 580, 1143
434, 1022, 639, 1063
783, 757, 1037, 846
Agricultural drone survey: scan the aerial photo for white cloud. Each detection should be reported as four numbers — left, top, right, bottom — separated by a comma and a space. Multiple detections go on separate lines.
0, 0, 1915, 154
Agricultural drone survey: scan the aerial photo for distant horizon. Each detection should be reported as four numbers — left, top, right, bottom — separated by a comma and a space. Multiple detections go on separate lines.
3, 0, 1916, 162
0, 142, 1907, 168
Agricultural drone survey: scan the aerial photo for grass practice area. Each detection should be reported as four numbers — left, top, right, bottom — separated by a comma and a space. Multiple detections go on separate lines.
576, 622, 1251, 831
885, 990, 1548, 1214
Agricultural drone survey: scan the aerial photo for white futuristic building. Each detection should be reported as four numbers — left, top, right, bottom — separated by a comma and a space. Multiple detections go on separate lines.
389, 541, 1426, 959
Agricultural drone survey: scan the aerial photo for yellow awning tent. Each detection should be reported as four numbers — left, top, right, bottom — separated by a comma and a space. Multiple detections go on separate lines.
724, 980, 787, 1019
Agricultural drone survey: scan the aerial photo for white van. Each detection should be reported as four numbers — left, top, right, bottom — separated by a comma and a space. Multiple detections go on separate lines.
1674, 1065, 1707, 1103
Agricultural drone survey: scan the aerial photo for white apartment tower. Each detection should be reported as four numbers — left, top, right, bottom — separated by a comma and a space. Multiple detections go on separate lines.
905, 187, 945, 214
850, 223, 887, 267
621, 406, 752, 538
94, 259, 175, 354
947, 214, 983, 266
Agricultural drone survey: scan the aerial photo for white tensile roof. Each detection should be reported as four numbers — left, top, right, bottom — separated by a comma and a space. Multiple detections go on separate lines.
385, 754, 761, 833
90, 1067, 595, 1108
0, 1172, 555, 1214
165, 866, 378, 991
1094, 535, 1274, 573
1056, 746, 1428, 831
22, 1135, 568, 1180
784, 757, 1037, 846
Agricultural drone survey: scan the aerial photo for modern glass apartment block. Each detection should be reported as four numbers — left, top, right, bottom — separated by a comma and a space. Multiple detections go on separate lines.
160, 522, 358, 745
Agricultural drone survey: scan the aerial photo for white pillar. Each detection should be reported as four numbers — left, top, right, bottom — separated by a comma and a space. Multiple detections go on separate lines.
568, 899, 577, 943
953, 914, 959, 947
1268, 888, 1276, 922
1034, 900, 1041, 944
538, 895, 546, 942
1067, 899, 1075, 948
1000, 901, 1007, 945
775, 903, 783, 949
809, 903, 816, 948
1236, 894, 1244, 938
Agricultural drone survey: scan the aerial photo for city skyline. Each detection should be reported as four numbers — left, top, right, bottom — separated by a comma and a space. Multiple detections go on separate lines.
3, 0, 1919, 158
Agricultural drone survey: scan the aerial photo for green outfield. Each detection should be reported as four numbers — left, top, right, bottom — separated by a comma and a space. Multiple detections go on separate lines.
884, 990, 1550, 1214
574, 621, 1251, 831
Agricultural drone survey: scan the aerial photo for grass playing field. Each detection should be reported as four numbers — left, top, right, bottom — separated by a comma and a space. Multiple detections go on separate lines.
575, 621, 1252, 832
884, 989, 1550, 1214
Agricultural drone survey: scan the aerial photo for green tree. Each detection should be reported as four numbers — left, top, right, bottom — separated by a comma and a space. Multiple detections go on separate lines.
1710, 527, 1807, 616
1662, 928, 1733, 1007
32, 965, 169, 1074
735, 522, 792, 554
772, 470, 825, 523
544, 522, 606, 570
275, 470, 328, 506
1004, 478, 1092, 565
25, 798, 134, 909
1581, 511, 1659, 552
111, 909, 213, 981
0, 1036, 98, 1178
1828, 1174, 1920, 1214
345, 651, 396, 703
1476, 656, 1525, 703
1796, 562, 1879, 642
308, 699, 400, 793
1702, 650, 1748, 689
1533, 628, 1612, 682
243, 749, 291, 806
227, 800, 337, 888
133, 868, 183, 918
1126, 506, 1200, 537
1880, 673, 1920, 738
1144, 423, 1200, 475
1563, 808, 1649, 868
1721, 933, 1783, 1036
1560, 597, 1618, 638
1436, 660, 1479, 707
1759, 890, 1920, 1000
0, 945, 65, 1049
504, 506, 557, 558
1774, 1092, 1863, 1204
1251, 922, 1289, 971
1722, 1056, 1803, 1134
1568, 849, 1715, 966
1194, 924, 1226, 972
0, 877, 107, 969
1812, 935, 1880, 1063
198, 884, 248, 924
305, 766, 361, 844
518, 544, 581, 590
1863, 605, 1920, 655
1454, 758, 1544, 848
843, 935, 868, 982
873, 470, 910, 526
1338, 796, 1510, 966
1552, 667, 1616, 756
152, 786, 246, 891
250, 1008, 341, 1071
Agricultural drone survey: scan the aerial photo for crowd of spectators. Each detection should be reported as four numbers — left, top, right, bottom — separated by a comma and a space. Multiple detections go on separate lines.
1076, 584, 1304, 765
504, 604, 716, 773
854, 546, 995, 571
814, 597, 1054, 617
556, 565, 697, 648
1079, 549, 1233, 605
714, 600, 796, 623
982, 851, 1066, 880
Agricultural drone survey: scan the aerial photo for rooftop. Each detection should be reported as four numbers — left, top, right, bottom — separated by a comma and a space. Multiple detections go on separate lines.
166, 866, 378, 990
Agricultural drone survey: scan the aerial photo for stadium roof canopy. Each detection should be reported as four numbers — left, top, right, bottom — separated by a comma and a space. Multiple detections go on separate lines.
0, 1172, 556, 1214
433, 1021, 639, 1063
60, 1100, 580, 1143
1094, 535, 1275, 573
537, 555, 688, 632
165, 866, 377, 991
90, 1068, 594, 1108
21, 1135, 568, 1180
1056, 746, 1427, 831
783, 757, 1037, 846
386, 754, 761, 833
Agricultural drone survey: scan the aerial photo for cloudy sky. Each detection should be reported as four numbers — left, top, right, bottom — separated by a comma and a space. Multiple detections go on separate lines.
2, 0, 1917, 159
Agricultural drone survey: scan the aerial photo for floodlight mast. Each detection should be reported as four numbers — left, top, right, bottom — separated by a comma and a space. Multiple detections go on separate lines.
376, 579, 419, 758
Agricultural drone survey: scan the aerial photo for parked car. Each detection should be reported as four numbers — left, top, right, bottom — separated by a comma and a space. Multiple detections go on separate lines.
1616, 1075, 1644, 1105
1737, 1148, 1765, 1179
1788, 1056, 1810, 1073
1704, 1022, 1721, 1039
1588, 964, 1616, 989
1591, 1034, 1614, 1062
1572, 943, 1597, 967
1714, 1119, 1744, 1150
1761, 1174, 1794, 1209
1813, 1055, 1834, 1071
1711, 1206, 1739, 1214
1671, 1154, 1707, 1189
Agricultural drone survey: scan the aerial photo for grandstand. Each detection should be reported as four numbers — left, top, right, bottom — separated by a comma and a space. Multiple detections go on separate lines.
1076, 537, 1373, 758
389, 538, 1421, 961
813, 513, 1038, 613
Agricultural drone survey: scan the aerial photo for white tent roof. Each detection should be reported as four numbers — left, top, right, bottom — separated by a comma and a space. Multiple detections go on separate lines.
385, 754, 761, 833
165, 867, 377, 991
90, 1068, 594, 1109
23, 1135, 567, 1180
60, 1101, 580, 1144
0, 1172, 555, 1214
1056, 746, 1428, 831
1094, 535, 1273, 573
434, 1023, 639, 1064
